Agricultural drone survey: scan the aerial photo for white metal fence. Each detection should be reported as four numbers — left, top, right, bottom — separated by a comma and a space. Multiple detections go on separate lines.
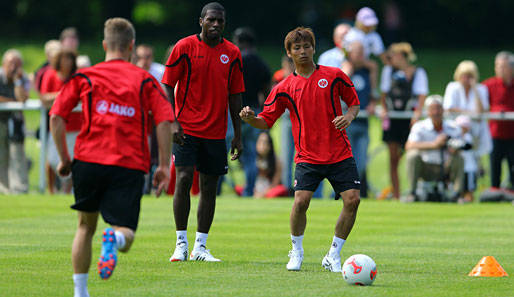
1, 99, 514, 193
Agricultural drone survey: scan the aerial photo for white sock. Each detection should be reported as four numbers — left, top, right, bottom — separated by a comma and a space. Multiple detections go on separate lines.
328, 236, 345, 257
291, 235, 304, 251
193, 232, 208, 250
176, 230, 188, 245
73, 273, 89, 297
114, 231, 126, 250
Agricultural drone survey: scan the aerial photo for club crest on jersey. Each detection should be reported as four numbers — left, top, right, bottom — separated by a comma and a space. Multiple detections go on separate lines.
220, 54, 229, 64
96, 100, 109, 115
318, 78, 328, 88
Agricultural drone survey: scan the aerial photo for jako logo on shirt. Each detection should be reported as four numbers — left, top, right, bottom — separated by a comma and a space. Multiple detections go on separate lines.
220, 54, 229, 64
96, 100, 136, 117
318, 78, 328, 88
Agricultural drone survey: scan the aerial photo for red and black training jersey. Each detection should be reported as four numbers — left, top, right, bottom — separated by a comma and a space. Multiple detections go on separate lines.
259, 65, 360, 165
50, 59, 174, 173
162, 34, 245, 139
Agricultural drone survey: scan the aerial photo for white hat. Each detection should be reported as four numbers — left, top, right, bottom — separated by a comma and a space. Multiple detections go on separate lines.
356, 7, 379, 27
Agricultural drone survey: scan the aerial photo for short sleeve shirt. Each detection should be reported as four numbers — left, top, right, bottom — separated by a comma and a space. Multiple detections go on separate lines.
259, 65, 360, 165
162, 34, 245, 139
408, 118, 462, 164
50, 59, 174, 173
40, 68, 83, 131
482, 77, 514, 139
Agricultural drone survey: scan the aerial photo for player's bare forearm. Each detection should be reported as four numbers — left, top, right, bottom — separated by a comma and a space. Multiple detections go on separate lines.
50, 115, 71, 176
156, 121, 172, 169
154, 120, 172, 197
333, 105, 359, 130
229, 93, 242, 139
239, 106, 270, 130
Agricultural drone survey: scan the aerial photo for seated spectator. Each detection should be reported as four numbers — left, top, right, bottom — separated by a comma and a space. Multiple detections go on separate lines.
235, 131, 288, 198
483, 51, 514, 193
40, 49, 79, 194
405, 95, 464, 202
0, 49, 30, 194
443, 60, 492, 157
380, 42, 428, 199
454, 115, 477, 203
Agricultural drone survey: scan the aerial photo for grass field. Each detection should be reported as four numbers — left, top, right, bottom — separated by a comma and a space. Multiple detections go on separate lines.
1, 194, 513, 296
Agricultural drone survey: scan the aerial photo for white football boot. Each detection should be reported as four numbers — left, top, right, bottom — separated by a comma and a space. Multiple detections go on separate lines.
286, 250, 304, 271
169, 242, 188, 262
189, 245, 221, 262
322, 253, 342, 272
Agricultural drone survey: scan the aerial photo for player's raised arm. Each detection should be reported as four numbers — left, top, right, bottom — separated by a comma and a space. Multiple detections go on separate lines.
239, 106, 270, 129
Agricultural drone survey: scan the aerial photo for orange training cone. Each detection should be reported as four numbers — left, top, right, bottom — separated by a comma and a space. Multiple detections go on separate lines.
468, 256, 508, 277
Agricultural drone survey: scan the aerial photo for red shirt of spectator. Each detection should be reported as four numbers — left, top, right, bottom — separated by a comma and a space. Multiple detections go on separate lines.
41, 68, 83, 131
483, 77, 514, 139
162, 34, 245, 139
258, 65, 360, 164
50, 60, 174, 173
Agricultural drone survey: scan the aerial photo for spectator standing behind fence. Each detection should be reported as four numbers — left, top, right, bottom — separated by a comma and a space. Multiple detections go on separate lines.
318, 23, 350, 68
34, 40, 61, 93
232, 27, 271, 197
443, 60, 492, 175
273, 56, 296, 194
341, 41, 374, 197
483, 51, 514, 192
0, 49, 30, 194
344, 7, 387, 99
405, 96, 464, 202
40, 49, 79, 194
380, 42, 428, 199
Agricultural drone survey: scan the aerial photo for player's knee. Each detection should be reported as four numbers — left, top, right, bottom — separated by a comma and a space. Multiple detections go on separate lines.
342, 190, 360, 211
176, 170, 195, 188
293, 194, 311, 213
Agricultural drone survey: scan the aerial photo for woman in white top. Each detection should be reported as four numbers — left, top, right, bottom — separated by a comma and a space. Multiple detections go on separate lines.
380, 42, 429, 199
443, 60, 492, 157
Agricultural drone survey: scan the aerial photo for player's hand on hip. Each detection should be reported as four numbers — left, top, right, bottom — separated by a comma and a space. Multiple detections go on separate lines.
332, 115, 351, 130
230, 137, 243, 161
152, 165, 169, 198
239, 106, 255, 122
171, 121, 185, 145
57, 158, 72, 177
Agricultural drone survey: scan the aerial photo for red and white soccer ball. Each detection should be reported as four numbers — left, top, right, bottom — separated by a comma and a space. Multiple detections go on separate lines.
342, 254, 377, 286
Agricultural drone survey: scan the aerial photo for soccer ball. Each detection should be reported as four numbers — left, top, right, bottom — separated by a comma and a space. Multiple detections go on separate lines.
342, 254, 377, 286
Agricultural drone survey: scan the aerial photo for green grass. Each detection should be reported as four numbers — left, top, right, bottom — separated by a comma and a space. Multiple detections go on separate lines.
1, 194, 513, 296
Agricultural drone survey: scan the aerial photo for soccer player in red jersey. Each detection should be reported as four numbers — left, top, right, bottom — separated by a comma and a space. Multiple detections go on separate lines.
240, 27, 361, 272
162, 2, 244, 262
50, 18, 175, 297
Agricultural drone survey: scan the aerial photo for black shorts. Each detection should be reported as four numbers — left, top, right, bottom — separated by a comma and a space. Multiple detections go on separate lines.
294, 158, 361, 195
71, 160, 145, 230
382, 119, 411, 145
173, 134, 228, 175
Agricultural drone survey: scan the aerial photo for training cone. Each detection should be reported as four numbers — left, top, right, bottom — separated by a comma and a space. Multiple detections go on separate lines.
468, 256, 508, 277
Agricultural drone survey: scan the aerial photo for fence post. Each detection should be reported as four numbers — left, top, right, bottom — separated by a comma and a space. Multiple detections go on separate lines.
38, 106, 47, 193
